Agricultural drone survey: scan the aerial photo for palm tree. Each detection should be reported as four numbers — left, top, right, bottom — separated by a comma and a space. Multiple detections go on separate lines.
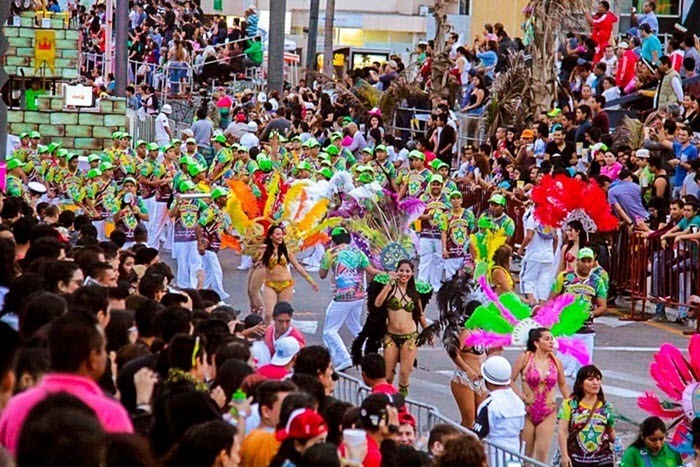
323, 0, 336, 77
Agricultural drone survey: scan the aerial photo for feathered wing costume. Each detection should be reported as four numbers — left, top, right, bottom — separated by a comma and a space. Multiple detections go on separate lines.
530, 174, 619, 233
351, 273, 433, 365
225, 177, 342, 255
638, 335, 700, 455
344, 190, 425, 271
428, 264, 483, 359
463, 277, 592, 364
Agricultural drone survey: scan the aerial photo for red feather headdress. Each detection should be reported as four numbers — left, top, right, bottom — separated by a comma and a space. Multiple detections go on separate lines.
530, 175, 618, 233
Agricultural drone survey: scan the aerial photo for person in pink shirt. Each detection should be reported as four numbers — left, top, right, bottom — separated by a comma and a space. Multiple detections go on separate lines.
257, 336, 300, 380
600, 151, 624, 181
0, 311, 133, 455
263, 301, 306, 355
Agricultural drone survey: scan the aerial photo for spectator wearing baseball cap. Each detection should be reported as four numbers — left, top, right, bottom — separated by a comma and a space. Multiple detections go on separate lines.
341, 392, 403, 467
487, 193, 516, 239
270, 408, 327, 467
397, 412, 417, 446
256, 336, 300, 380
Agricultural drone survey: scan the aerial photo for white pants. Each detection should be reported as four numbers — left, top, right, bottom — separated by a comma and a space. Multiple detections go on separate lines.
94, 219, 106, 241
560, 332, 595, 388
202, 250, 229, 300
142, 197, 157, 245
519, 260, 555, 302
322, 299, 364, 367
301, 244, 324, 267
444, 257, 464, 282
173, 241, 202, 288
147, 200, 169, 249
164, 221, 174, 253
418, 237, 444, 291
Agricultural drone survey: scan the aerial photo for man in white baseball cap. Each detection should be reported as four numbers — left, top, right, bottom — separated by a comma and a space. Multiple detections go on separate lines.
473, 356, 525, 465
240, 121, 259, 150
256, 336, 300, 380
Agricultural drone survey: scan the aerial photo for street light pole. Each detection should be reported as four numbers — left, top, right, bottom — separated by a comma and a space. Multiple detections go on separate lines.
114, 0, 128, 97
267, 0, 286, 94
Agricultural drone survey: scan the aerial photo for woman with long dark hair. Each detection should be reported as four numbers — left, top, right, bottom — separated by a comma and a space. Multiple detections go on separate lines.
619, 416, 681, 466
558, 365, 615, 467
259, 225, 318, 322
118, 250, 136, 283
374, 259, 429, 397
559, 220, 587, 273
511, 327, 569, 462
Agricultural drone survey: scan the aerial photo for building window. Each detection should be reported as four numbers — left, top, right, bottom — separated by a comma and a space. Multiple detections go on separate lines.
338, 28, 365, 47
459, 0, 471, 15
635, 0, 680, 17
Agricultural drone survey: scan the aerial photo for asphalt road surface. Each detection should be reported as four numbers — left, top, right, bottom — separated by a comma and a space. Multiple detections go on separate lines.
166, 249, 689, 443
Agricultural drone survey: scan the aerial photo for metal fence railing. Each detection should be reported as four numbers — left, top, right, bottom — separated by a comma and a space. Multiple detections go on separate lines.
334, 373, 547, 467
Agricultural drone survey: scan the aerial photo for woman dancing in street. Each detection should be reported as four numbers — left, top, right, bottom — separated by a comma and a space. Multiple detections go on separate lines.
511, 327, 569, 462
373, 260, 430, 397
260, 225, 318, 322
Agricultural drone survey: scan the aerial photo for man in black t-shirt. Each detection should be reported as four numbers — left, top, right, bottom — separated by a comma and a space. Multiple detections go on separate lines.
545, 125, 577, 166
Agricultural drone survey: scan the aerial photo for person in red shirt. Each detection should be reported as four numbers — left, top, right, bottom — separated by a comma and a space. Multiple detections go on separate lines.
615, 41, 638, 88
256, 336, 300, 380
586, 1, 618, 62
361, 353, 398, 396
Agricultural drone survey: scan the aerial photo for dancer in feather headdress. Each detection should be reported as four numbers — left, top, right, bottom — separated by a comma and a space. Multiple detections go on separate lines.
225, 175, 342, 319
344, 188, 426, 271
638, 335, 700, 456
351, 260, 432, 397
464, 276, 592, 364
530, 174, 618, 235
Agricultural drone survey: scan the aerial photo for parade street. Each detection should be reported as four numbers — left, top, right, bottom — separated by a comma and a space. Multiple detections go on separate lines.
177, 250, 688, 442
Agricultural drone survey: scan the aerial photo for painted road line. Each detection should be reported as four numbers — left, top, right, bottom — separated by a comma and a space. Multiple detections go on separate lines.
603, 385, 644, 398
596, 317, 636, 328
292, 319, 318, 334
595, 346, 662, 351
607, 308, 688, 337
602, 370, 653, 387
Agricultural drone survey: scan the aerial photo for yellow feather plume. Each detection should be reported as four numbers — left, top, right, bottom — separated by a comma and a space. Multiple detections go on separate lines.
263, 172, 281, 218
225, 195, 253, 234
282, 182, 308, 221
228, 179, 260, 217
296, 199, 330, 233
304, 217, 343, 237
486, 228, 508, 260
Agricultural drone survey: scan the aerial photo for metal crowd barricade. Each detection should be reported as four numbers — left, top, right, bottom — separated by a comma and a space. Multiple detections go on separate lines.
618, 230, 700, 329
334, 373, 547, 466
127, 109, 155, 145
